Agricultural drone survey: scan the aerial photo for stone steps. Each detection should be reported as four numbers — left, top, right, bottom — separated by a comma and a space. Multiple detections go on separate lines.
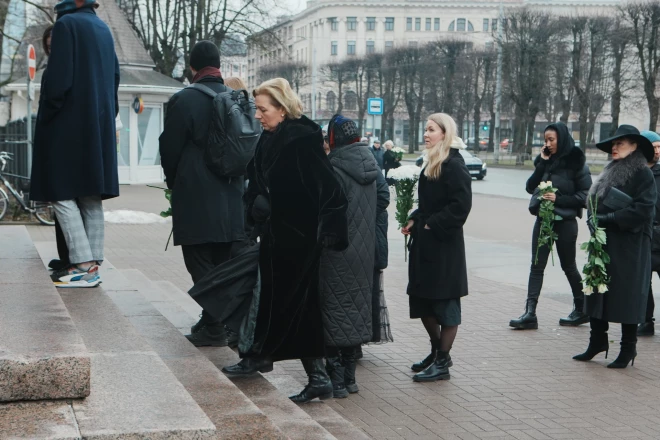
0, 227, 90, 403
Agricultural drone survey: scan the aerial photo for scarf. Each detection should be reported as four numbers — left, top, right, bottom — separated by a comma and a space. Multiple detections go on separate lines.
590, 150, 648, 198
192, 66, 222, 84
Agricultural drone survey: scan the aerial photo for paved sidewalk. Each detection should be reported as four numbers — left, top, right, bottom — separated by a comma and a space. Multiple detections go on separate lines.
26, 186, 660, 440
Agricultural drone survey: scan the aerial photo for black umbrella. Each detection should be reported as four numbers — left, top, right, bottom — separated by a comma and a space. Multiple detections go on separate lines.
188, 241, 260, 334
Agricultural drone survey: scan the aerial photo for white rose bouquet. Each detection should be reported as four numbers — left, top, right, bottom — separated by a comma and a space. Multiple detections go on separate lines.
388, 165, 420, 261
581, 196, 611, 295
535, 181, 561, 265
392, 147, 406, 161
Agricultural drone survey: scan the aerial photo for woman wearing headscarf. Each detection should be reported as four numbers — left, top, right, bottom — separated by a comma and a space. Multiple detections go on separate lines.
510, 122, 592, 329
221, 78, 349, 403
401, 113, 472, 382
574, 125, 656, 368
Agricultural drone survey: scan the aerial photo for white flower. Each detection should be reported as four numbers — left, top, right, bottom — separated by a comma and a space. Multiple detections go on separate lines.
538, 182, 548, 190
583, 285, 594, 295
392, 147, 406, 154
388, 165, 421, 181
597, 284, 608, 293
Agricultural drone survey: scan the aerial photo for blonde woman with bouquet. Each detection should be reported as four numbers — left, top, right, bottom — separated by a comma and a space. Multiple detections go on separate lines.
401, 113, 472, 382
383, 140, 401, 178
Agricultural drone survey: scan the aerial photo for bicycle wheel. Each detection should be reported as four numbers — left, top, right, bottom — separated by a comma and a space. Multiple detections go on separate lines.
34, 202, 55, 226
0, 187, 7, 221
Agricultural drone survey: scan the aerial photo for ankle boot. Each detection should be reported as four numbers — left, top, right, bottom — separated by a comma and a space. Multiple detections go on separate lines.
509, 298, 538, 329
411, 339, 438, 372
559, 298, 589, 326
326, 357, 348, 398
608, 330, 637, 368
637, 320, 655, 336
342, 347, 360, 394
573, 331, 609, 361
221, 357, 274, 376
289, 358, 333, 403
185, 321, 228, 347
413, 350, 451, 382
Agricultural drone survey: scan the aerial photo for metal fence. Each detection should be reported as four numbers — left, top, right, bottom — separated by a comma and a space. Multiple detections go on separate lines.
0, 116, 36, 192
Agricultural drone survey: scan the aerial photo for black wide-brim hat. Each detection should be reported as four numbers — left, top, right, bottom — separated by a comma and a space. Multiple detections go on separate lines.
597, 124, 654, 162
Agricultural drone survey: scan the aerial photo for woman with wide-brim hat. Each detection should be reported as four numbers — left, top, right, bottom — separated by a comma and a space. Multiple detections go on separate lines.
573, 125, 657, 368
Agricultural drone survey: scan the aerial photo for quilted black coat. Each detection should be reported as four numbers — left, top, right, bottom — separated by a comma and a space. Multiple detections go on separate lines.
320, 142, 378, 347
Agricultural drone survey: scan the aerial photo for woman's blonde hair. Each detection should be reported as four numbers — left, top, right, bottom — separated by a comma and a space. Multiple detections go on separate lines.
424, 113, 457, 180
225, 76, 247, 90
384, 140, 394, 149
253, 78, 303, 119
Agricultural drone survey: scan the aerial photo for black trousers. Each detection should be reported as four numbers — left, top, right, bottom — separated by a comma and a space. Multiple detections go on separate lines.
54, 215, 70, 265
528, 218, 583, 303
182, 242, 234, 322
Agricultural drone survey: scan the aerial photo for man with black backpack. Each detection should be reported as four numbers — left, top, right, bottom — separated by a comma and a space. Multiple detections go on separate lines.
159, 41, 253, 347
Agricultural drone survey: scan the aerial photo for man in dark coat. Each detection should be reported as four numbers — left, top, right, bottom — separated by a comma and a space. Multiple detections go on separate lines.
369, 138, 384, 169
31, 0, 119, 288
638, 131, 660, 336
159, 41, 246, 347
320, 115, 377, 398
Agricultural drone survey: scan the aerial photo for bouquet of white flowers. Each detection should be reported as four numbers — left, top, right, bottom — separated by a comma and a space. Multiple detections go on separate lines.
392, 147, 406, 161
535, 181, 561, 265
581, 196, 611, 295
388, 165, 421, 261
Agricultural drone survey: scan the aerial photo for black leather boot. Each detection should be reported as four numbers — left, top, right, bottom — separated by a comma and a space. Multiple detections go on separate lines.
342, 347, 360, 394
221, 358, 273, 376
559, 298, 589, 326
326, 357, 348, 398
185, 321, 228, 347
573, 332, 609, 361
509, 298, 538, 329
289, 358, 333, 403
413, 350, 451, 382
637, 321, 655, 336
226, 326, 240, 348
608, 326, 637, 368
411, 339, 437, 372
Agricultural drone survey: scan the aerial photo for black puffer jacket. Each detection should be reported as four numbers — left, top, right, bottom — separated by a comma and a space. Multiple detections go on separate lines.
320, 141, 378, 347
527, 122, 592, 220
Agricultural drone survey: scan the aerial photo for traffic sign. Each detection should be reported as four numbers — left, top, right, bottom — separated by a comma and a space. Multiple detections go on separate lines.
27, 44, 36, 81
367, 98, 384, 115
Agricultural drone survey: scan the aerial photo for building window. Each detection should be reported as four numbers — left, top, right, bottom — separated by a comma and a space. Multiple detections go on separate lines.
415, 18, 421, 31
385, 41, 393, 52
386, 17, 394, 31
449, 19, 474, 32
434, 18, 440, 31
426, 18, 431, 31
366, 40, 375, 54
347, 41, 356, 55
345, 91, 357, 110
483, 18, 489, 32
406, 17, 412, 31
329, 17, 338, 31
408, 40, 418, 49
468, 20, 474, 31
331, 41, 338, 55
457, 18, 466, 31
327, 91, 337, 112
492, 19, 498, 31
347, 17, 357, 31
367, 17, 376, 31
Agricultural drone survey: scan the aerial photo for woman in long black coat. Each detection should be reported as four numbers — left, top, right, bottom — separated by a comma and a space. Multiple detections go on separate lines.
574, 125, 656, 369
222, 78, 349, 403
509, 122, 592, 329
402, 113, 472, 382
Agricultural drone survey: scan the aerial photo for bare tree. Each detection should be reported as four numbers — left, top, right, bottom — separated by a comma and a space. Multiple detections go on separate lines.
257, 61, 307, 93
470, 48, 495, 148
368, 52, 402, 141
321, 60, 353, 114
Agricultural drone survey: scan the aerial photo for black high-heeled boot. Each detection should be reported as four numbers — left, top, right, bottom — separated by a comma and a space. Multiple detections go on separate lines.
289, 358, 333, 404
608, 325, 637, 368
509, 298, 538, 329
573, 332, 609, 361
326, 356, 348, 398
413, 350, 452, 382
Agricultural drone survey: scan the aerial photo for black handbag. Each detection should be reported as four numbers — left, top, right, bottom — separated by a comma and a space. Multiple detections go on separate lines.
602, 187, 633, 211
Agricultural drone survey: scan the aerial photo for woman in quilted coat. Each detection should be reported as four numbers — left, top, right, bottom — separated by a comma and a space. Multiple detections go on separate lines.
320, 114, 378, 398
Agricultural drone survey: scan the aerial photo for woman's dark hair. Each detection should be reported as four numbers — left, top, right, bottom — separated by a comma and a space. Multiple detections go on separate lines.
42, 25, 54, 56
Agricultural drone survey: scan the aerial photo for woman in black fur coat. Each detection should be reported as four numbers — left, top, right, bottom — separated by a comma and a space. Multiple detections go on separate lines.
510, 122, 592, 330
221, 78, 349, 404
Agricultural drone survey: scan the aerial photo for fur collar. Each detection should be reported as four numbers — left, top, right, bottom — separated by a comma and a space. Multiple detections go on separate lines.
533, 146, 586, 171
590, 150, 647, 198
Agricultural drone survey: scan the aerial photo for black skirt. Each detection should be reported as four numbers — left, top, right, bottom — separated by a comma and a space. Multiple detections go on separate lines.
409, 296, 461, 326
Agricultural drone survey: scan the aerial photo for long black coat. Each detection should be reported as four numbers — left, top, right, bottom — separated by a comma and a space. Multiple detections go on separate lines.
586, 153, 656, 324
527, 123, 592, 220
243, 117, 348, 361
31, 7, 119, 202
374, 170, 390, 270
159, 77, 246, 246
320, 142, 378, 348
408, 148, 472, 300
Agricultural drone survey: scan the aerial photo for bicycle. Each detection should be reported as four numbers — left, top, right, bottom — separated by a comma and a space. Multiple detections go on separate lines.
0, 151, 55, 226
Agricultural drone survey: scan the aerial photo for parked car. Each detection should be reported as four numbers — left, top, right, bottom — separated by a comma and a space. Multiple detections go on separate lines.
467, 137, 488, 151
500, 138, 513, 150
415, 150, 486, 180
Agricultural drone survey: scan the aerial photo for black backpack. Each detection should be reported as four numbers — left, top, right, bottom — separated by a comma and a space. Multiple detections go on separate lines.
189, 83, 261, 177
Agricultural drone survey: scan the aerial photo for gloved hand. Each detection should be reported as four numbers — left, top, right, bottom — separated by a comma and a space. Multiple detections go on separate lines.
252, 195, 270, 223
321, 235, 339, 249
595, 212, 615, 225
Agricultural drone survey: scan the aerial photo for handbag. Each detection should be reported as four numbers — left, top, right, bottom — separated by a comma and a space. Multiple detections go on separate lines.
602, 187, 633, 211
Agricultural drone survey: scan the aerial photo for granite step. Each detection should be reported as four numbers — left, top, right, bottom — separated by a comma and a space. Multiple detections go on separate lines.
137, 273, 368, 440
0, 226, 90, 403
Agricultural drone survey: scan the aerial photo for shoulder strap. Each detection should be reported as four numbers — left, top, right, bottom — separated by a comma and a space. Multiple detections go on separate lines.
188, 83, 219, 98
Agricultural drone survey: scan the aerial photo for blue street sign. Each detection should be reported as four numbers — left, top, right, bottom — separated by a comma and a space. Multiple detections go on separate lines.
367, 98, 384, 115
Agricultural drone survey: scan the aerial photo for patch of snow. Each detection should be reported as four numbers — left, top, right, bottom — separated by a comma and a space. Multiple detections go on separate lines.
104, 210, 171, 224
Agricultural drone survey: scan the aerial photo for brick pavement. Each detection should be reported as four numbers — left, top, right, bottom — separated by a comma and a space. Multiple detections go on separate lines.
26, 186, 660, 440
